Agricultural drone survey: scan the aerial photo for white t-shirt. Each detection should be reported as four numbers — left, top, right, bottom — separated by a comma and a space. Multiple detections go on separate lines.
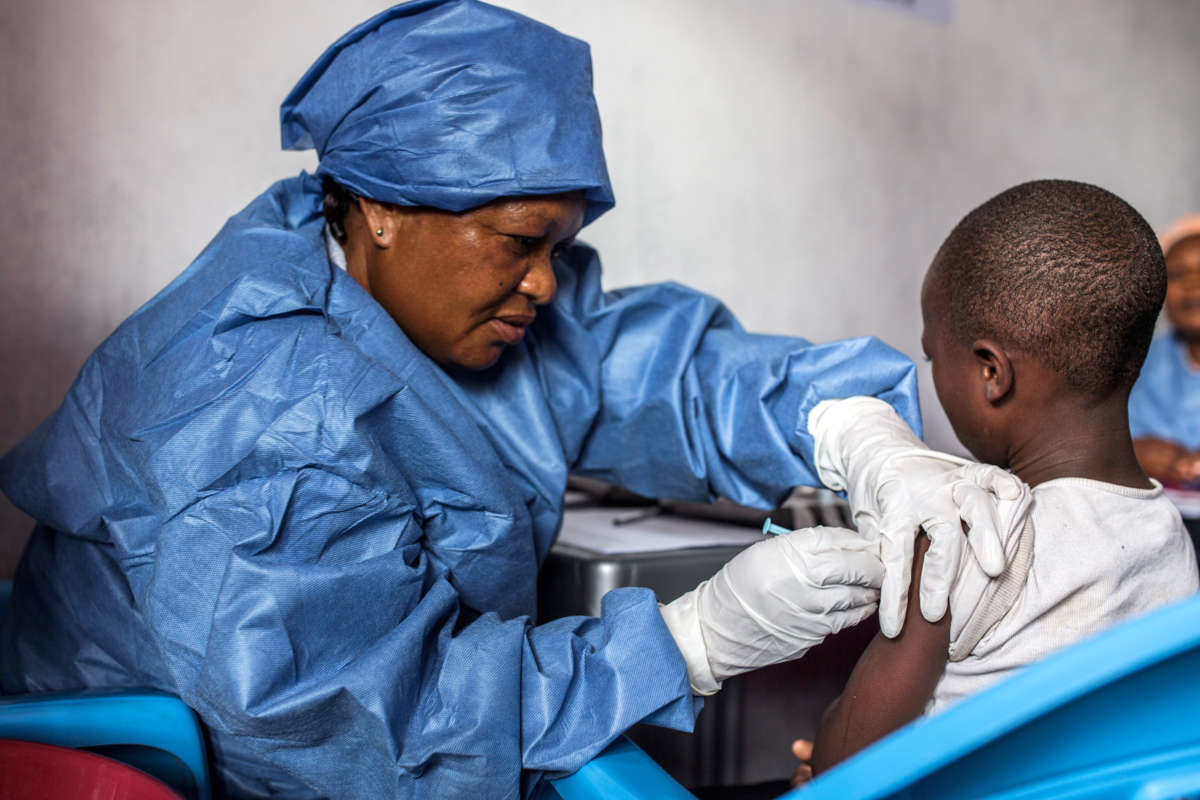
928, 478, 1199, 715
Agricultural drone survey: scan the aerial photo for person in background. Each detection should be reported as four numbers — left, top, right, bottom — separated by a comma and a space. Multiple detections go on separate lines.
794, 180, 1198, 778
0, 2, 1024, 798
1129, 215, 1200, 549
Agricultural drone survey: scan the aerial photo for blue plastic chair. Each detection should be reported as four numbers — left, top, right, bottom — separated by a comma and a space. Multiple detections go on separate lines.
787, 592, 1200, 799
544, 594, 1200, 800
544, 735, 696, 799
0, 581, 211, 800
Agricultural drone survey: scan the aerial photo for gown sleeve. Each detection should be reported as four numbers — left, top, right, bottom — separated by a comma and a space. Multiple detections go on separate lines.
143, 467, 696, 797
538, 244, 922, 508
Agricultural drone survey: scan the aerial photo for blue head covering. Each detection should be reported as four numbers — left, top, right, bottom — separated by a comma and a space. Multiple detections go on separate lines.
280, 0, 614, 224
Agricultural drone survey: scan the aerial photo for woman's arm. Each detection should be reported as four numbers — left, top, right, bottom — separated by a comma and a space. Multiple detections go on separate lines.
811, 534, 950, 773
542, 244, 922, 507
0, 290, 698, 799
138, 469, 696, 797
1133, 436, 1200, 483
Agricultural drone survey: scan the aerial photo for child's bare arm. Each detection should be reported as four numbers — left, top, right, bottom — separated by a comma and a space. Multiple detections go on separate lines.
811, 534, 950, 774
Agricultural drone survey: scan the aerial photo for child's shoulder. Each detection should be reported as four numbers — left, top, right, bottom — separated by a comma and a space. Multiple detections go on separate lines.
1030, 477, 1176, 535
1026, 479, 1192, 592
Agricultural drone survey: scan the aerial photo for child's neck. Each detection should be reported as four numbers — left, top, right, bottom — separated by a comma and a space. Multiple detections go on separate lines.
1004, 396, 1152, 490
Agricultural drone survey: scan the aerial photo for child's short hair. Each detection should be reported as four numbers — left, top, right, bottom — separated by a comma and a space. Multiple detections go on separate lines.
930, 179, 1165, 397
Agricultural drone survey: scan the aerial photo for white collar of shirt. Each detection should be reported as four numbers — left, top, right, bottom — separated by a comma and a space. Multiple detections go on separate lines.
324, 225, 348, 271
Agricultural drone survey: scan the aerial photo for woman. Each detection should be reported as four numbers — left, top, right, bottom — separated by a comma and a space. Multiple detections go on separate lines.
1130, 214, 1200, 484
1130, 214, 1200, 554
0, 2, 1021, 797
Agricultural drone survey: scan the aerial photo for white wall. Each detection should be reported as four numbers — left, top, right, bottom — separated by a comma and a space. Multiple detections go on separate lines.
3, 0, 1200, 576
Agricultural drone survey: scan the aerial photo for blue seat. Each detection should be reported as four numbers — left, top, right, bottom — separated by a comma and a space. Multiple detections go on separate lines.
788, 592, 1200, 799
0, 580, 211, 800
543, 735, 696, 800
543, 594, 1200, 800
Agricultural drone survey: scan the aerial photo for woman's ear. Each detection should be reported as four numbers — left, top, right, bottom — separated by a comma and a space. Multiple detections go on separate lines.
972, 339, 1013, 404
355, 197, 400, 248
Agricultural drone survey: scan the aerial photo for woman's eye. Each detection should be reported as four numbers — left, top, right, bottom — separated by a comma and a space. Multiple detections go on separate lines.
507, 235, 541, 255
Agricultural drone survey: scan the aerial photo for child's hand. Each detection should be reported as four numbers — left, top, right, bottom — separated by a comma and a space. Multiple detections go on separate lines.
790, 739, 814, 787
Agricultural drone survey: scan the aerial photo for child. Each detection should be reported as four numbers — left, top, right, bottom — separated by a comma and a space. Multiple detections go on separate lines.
1128, 215, 1200, 485
807, 180, 1200, 775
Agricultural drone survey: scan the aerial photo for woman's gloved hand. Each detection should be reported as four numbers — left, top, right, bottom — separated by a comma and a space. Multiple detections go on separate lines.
659, 526, 882, 695
808, 396, 1031, 638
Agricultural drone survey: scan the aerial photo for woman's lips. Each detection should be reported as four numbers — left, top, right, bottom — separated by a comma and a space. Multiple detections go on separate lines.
488, 314, 534, 344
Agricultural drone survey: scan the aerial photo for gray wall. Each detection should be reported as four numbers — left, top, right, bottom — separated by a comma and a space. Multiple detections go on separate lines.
3, 0, 1200, 577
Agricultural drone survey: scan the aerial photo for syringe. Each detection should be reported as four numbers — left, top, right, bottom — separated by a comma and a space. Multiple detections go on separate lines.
761, 517, 790, 536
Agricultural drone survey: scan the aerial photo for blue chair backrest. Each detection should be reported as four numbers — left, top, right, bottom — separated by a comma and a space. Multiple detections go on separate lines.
788, 592, 1200, 799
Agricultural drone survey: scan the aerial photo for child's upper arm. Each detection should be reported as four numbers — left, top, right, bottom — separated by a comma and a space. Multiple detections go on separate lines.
811, 533, 951, 774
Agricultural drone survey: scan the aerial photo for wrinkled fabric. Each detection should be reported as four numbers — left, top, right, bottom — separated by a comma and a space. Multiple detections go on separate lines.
281, 0, 614, 223
1129, 333, 1200, 450
0, 174, 919, 798
1, 2, 921, 794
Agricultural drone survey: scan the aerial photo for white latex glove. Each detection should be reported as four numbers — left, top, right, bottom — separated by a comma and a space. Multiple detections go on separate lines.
660, 526, 882, 695
809, 396, 1030, 638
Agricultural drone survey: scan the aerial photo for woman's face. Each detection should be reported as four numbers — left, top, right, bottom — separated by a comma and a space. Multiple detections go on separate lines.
1165, 234, 1200, 341
361, 192, 586, 370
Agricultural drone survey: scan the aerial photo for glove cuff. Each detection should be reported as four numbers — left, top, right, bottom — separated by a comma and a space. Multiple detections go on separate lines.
659, 592, 722, 696
808, 397, 895, 491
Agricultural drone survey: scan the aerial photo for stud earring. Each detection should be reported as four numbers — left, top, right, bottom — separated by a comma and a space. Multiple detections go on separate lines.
375, 228, 384, 237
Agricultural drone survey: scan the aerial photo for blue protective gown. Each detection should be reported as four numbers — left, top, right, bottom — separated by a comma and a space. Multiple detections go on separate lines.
0, 173, 919, 798
1129, 333, 1200, 451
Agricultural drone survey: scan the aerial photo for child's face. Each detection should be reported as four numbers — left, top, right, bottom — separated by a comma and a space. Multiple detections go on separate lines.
1165, 234, 1200, 340
920, 271, 1006, 466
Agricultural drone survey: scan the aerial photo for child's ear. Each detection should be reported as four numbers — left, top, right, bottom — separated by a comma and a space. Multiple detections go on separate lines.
971, 339, 1013, 404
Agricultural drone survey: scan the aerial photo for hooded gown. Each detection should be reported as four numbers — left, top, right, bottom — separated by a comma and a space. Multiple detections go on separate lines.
0, 2, 920, 797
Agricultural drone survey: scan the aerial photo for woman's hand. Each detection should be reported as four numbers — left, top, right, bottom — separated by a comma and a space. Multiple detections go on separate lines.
1135, 437, 1200, 484
1177, 452, 1200, 483
791, 739, 815, 787
659, 526, 882, 695
809, 397, 1030, 637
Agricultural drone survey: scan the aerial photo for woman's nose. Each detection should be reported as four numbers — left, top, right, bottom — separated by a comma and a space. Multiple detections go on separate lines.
518, 254, 557, 305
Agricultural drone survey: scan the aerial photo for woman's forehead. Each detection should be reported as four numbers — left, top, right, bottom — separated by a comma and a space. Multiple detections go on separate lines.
473, 193, 587, 227
1166, 234, 1200, 266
